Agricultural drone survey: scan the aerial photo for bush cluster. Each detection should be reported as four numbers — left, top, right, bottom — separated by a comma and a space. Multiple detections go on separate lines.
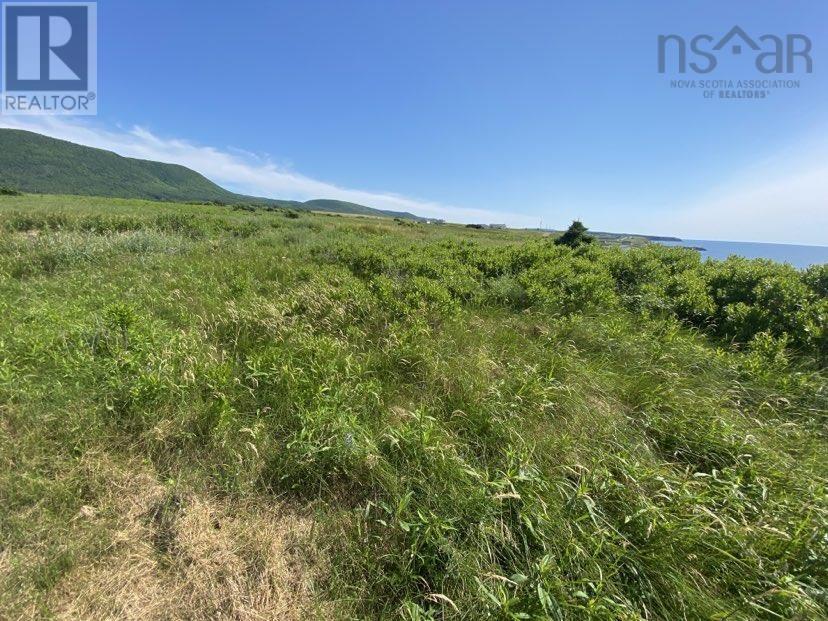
322, 238, 826, 363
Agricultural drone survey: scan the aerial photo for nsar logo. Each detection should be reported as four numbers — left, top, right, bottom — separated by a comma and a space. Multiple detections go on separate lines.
658, 25, 812, 74
2, 2, 97, 115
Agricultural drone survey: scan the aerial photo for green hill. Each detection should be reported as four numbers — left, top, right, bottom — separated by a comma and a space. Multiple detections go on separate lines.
0, 129, 249, 203
304, 198, 424, 221
0, 129, 424, 219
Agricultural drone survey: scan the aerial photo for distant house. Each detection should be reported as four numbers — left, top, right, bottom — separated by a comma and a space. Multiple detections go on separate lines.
488, 224, 506, 230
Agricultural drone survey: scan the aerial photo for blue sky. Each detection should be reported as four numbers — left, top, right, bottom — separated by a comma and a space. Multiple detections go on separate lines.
2, 0, 827, 243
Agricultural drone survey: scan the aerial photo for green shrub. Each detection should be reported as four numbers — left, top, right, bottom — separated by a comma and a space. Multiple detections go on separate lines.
482, 275, 529, 309
554, 220, 594, 248
521, 251, 618, 315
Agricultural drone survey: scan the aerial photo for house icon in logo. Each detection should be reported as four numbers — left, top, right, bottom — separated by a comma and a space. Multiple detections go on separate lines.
713, 26, 760, 56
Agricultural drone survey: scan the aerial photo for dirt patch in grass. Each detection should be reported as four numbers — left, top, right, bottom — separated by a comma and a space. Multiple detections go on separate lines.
11, 229, 41, 240
37, 457, 328, 620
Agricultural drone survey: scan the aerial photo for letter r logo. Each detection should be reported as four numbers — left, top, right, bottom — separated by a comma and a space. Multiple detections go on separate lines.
16, 14, 81, 81
3, 3, 93, 91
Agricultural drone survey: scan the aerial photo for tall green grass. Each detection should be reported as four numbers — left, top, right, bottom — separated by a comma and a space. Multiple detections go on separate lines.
1, 195, 825, 619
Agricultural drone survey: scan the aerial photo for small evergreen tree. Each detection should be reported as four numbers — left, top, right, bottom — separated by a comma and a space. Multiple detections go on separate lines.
554, 220, 594, 248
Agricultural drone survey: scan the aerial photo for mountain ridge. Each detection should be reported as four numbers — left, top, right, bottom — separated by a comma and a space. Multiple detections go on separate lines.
0, 129, 426, 220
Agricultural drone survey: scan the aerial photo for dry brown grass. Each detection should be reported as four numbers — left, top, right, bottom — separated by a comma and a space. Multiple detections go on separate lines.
5, 454, 329, 621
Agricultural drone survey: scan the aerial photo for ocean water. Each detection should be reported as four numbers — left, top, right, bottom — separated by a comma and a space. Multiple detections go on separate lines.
658, 239, 828, 269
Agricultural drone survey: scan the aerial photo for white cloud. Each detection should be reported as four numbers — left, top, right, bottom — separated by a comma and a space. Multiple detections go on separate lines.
0, 116, 535, 226
648, 136, 828, 246
658, 166, 828, 246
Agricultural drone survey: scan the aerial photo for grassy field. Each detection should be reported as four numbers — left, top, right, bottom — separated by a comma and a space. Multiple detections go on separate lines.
0, 194, 825, 620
